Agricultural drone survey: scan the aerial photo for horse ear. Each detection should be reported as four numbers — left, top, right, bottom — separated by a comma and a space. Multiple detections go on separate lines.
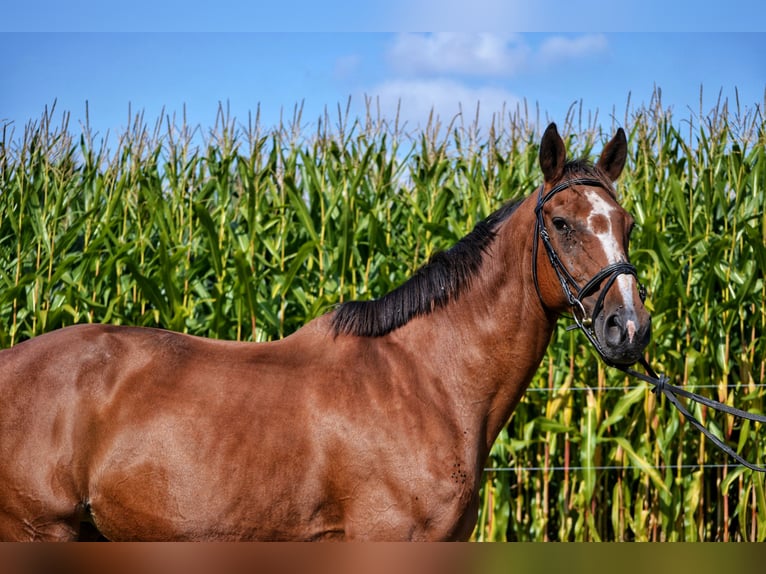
597, 127, 628, 181
539, 123, 566, 183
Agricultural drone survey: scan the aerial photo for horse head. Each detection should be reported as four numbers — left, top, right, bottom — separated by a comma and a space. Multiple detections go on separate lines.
533, 123, 651, 366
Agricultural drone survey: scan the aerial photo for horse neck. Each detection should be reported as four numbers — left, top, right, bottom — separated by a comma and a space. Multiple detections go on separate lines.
393, 194, 557, 455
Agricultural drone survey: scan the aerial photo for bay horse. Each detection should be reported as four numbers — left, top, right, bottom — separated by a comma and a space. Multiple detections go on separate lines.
0, 123, 650, 541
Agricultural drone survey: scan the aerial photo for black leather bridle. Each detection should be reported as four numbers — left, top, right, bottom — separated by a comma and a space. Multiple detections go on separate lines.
533, 177, 766, 472
532, 177, 645, 349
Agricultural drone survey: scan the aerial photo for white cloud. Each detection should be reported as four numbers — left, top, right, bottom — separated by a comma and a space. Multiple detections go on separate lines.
388, 33, 530, 77
385, 33, 608, 78
538, 34, 608, 65
364, 78, 521, 132
354, 33, 610, 131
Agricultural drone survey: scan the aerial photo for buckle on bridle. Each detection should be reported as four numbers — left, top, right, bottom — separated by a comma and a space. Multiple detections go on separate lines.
571, 298, 591, 328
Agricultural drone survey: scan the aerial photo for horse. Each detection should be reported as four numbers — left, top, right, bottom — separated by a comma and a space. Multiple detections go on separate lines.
0, 123, 651, 541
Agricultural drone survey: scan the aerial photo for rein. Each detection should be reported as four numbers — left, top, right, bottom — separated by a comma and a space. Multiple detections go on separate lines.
534, 178, 766, 472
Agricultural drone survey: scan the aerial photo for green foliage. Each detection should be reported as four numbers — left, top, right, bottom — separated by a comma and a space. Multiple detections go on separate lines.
1, 93, 765, 540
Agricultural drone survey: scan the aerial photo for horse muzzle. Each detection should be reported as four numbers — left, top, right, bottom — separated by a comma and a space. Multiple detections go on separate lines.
594, 305, 651, 366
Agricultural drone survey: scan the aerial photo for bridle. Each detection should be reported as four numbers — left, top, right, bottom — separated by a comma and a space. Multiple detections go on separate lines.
532, 177, 645, 346
533, 177, 766, 472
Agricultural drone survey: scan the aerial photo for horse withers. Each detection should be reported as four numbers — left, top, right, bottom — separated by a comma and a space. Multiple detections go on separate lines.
0, 123, 650, 541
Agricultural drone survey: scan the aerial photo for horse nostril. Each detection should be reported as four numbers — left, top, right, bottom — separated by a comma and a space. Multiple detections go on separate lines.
605, 313, 625, 346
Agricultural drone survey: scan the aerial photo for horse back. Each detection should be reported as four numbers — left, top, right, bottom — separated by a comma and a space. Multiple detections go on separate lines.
0, 322, 476, 540
0, 324, 320, 539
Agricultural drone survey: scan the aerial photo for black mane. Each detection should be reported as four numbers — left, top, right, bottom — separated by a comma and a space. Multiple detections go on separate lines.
331, 199, 522, 337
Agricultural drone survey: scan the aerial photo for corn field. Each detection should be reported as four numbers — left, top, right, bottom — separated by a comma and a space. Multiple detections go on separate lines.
1, 91, 765, 541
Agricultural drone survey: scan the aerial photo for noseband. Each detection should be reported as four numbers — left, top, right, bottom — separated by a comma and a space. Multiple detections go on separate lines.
532, 177, 645, 362
531, 177, 766, 472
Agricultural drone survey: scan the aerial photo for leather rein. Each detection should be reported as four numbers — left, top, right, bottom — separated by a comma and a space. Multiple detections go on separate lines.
533, 178, 766, 472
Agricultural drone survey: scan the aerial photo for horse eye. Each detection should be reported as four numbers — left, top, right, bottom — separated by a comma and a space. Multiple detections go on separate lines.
552, 217, 569, 232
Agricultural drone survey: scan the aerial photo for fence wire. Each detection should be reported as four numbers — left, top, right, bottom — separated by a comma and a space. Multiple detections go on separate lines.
524, 383, 766, 392
493, 382, 766, 473
484, 463, 739, 473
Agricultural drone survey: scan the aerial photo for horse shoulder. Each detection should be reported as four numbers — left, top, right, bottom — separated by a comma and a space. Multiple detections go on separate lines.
289, 326, 480, 540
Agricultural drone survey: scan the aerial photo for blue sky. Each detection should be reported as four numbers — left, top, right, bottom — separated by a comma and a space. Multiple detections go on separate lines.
2, 4, 765, 144
4, 0, 766, 33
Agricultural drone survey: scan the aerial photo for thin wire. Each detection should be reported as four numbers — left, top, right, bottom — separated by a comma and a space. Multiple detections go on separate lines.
524, 383, 766, 393
484, 463, 739, 473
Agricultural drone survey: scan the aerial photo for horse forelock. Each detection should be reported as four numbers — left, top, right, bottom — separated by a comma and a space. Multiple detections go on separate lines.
331, 199, 523, 338
559, 159, 617, 198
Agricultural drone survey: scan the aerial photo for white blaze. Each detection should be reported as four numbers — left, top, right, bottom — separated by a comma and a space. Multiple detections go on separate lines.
585, 190, 636, 317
